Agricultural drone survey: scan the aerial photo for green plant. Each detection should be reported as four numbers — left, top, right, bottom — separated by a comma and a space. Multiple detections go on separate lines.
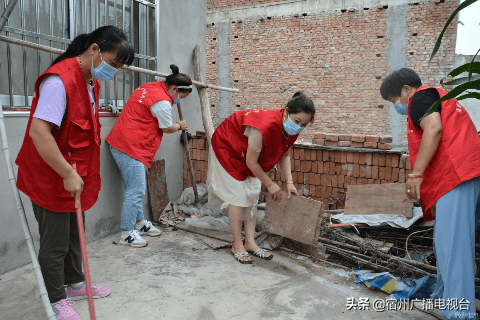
424, 0, 480, 117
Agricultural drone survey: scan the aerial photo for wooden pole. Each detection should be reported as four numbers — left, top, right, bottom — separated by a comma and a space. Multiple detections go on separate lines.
177, 101, 198, 202
0, 35, 239, 93
192, 45, 215, 146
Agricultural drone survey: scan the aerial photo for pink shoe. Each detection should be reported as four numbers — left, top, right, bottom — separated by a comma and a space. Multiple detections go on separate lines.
52, 299, 80, 320
66, 282, 111, 301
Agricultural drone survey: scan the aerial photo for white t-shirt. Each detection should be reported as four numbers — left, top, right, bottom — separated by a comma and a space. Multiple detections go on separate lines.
150, 100, 173, 129
33, 75, 95, 128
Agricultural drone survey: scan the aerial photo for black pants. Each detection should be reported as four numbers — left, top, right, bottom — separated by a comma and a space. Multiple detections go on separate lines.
32, 201, 85, 303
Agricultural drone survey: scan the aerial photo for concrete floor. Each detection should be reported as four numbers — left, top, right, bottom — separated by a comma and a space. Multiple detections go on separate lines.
0, 230, 434, 320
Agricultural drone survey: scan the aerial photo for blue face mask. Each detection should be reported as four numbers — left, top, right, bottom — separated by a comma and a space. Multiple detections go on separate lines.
394, 99, 408, 115
91, 50, 118, 81
173, 98, 180, 105
283, 116, 304, 136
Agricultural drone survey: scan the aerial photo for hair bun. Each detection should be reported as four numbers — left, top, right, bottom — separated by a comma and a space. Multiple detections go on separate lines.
292, 91, 305, 98
170, 64, 179, 75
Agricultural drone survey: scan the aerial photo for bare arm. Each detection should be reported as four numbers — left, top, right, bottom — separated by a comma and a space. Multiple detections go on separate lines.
29, 117, 83, 208
406, 112, 442, 201
161, 120, 187, 134
245, 145, 282, 202
278, 148, 299, 198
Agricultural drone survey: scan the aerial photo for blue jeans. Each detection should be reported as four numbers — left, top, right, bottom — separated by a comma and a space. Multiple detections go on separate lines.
432, 176, 480, 320
109, 144, 146, 230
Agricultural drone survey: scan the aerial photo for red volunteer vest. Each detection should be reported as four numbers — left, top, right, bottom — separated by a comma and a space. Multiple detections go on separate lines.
106, 81, 173, 168
212, 109, 299, 180
15, 57, 101, 212
408, 86, 480, 221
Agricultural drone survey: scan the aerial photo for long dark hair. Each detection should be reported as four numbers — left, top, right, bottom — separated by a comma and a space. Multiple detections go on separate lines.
286, 91, 316, 122
165, 64, 193, 93
51, 25, 135, 67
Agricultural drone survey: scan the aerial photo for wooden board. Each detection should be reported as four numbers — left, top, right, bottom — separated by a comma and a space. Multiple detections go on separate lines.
147, 160, 170, 221
344, 183, 413, 218
263, 192, 324, 246
176, 221, 234, 243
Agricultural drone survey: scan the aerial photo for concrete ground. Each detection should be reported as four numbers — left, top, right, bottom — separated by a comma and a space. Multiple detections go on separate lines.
0, 230, 434, 320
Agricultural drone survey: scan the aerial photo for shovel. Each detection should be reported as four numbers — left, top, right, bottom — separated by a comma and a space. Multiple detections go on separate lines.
73, 162, 96, 320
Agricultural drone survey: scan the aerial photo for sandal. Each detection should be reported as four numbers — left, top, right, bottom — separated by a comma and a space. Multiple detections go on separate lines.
231, 251, 253, 264
248, 248, 274, 260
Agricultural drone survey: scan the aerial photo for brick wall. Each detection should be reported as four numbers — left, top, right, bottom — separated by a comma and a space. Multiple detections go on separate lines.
183, 136, 411, 210
206, 0, 457, 141
208, 0, 280, 11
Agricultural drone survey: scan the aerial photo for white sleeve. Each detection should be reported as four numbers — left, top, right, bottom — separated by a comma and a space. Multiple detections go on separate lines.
150, 100, 173, 129
244, 126, 263, 153
33, 75, 67, 128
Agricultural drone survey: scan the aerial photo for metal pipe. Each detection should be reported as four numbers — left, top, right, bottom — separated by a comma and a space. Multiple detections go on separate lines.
0, 34, 240, 93
0, 0, 19, 31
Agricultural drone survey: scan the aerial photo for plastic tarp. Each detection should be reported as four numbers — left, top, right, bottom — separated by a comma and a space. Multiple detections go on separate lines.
331, 207, 424, 229
354, 270, 436, 300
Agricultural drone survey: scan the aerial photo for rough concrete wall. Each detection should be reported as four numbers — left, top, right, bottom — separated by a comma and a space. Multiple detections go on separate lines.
216, 21, 232, 126
149, 0, 207, 203
206, 0, 458, 148
0, 0, 207, 274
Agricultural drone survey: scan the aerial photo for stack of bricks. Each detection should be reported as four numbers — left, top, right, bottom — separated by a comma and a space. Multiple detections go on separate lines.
184, 136, 412, 210
183, 137, 209, 188
313, 133, 393, 150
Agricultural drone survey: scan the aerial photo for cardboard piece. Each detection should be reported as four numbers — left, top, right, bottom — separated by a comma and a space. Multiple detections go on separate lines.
176, 221, 234, 243
263, 192, 324, 247
344, 183, 413, 218
147, 159, 170, 221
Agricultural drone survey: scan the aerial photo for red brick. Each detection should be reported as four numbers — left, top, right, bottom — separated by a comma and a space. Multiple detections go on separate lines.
316, 150, 323, 162
378, 153, 386, 167
391, 154, 400, 168
301, 161, 306, 173
326, 186, 333, 197
310, 149, 317, 161
201, 172, 207, 182
365, 135, 380, 143
305, 149, 311, 161
311, 161, 318, 173
341, 164, 348, 176
358, 153, 366, 165
325, 140, 338, 147
316, 161, 323, 174
325, 133, 339, 141
292, 171, 297, 183
325, 175, 332, 186
198, 138, 206, 150
346, 164, 353, 176
359, 165, 367, 178
331, 175, 338, 188
363, 142, 378, 149
344, 176, 351, 187
338, 134, 352, 141
350, 177, 357, 185
392, 167, 400, 181
357, 178, 368, 185
368, 179, 375, 184
379, 135, 393, 143
188, 139, 193, 150
347, 151, 354, 163
333, 150, 341, 163
338, 175, 345, 188
304, 172, 312, 184
335, 163, 342, 175
372, 153, 379, 166
297, 172, 303, 184
399, 154, 408, 168
323, 162, 330, 173
316, 187, 322, 199
351, 142, 364, 148
323, 150, 330, 161
374, 180, 381, 184
293, 148, 300, 159
338, 141, 352, 147
340, 151, 347, 164
406, 156, 412, 170
315, 174, 321, 185
378, 143, 392, 150
329, 162, 336, 175
290, 158, 294, 169
379, 167, 386, 180
365, 153, 373, 165
314, 139, 325, 145
299, 148, 305, 160
294, 159, 301, 171
366, 166, 372, 179
353, 164, 360, 177
351, 134, 366, 142
353, 152, 360, 164
314, 132, 326, 139
385, 167, 392, 180
385, 154, 392, 167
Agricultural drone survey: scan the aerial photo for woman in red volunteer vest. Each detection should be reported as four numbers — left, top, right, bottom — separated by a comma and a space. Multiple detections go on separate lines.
209, 92, 315, 264
106, 64, 192, 247
15, 26, 134, 320
381, 68, 480, 319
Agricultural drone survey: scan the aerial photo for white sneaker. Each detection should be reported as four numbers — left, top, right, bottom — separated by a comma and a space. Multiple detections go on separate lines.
119, 230, 147, 247
134, 220, 162, 237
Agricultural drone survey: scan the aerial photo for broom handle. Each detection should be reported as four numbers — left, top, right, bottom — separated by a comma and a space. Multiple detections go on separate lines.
72, 163, 96, 320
